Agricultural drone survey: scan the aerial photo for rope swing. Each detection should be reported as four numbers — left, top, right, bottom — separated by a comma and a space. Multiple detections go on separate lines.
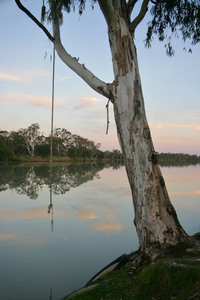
106, 99, 110, 135
50, 46, 56, 165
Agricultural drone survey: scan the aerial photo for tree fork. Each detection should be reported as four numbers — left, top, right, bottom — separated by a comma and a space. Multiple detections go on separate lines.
15, 0, 197, 256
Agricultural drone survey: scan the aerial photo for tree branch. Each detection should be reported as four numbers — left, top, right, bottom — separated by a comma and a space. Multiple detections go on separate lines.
127, 0, 139, 19
129, 0, 150, 35
97, 0, 117, 28
15, 0, 114, 101
52, 16, 114, 101
15, 0, 54, 42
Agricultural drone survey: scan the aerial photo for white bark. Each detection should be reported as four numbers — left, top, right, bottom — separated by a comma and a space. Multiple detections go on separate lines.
53, 0, 189, 254
52, 15, 114, 100
102, 4, 188, 253
16, 0, 189, 254
52, 0, 188, 253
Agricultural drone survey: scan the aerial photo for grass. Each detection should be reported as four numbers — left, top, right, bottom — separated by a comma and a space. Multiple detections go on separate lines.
63, 253, 200, 300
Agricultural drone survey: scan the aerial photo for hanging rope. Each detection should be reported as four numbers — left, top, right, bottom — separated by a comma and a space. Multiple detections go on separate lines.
48, 164, 54, 233
50, 46, 56, 165
105, 99, 110, 135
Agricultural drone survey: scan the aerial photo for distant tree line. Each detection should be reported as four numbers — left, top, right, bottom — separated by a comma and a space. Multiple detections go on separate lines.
0, 123, 123, 162
158, 152, 200, 166
1, 124, 199, 164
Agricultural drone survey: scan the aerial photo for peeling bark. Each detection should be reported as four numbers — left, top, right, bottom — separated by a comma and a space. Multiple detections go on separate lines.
102, 4, 188, 254
16, 0, 190, 256
55, 1, 189, 252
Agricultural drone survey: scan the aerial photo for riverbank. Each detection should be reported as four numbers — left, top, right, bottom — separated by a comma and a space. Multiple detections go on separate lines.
5, 155, 121, 163
2, 153, 200, 167
63, 234, 200, 300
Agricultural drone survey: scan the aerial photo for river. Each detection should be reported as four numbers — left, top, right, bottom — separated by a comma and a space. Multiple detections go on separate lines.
0, 162, 199, 300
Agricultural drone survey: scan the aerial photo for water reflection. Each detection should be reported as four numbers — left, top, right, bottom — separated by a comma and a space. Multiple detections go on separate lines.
0, 161, 131, 300
159, 161, 200, 167
0, 162, 120, 199
48, 185, 54, 232
0, 162, 199, 300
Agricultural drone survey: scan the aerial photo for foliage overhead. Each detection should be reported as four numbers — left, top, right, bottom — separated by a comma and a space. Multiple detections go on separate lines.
47, 0, 200, 55
61, 0, 97, 14
48, 0, 97, 21
146, 0, 200, 55
15, 0, 200, 55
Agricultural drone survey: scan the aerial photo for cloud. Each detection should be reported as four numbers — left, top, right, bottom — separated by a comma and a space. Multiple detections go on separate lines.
149, 123, 163, 130
74, 96, 102, 110
149, 122, 200, 131
0, 72, 20, 81
0, 233, 17, 241
169, 123, 200, 130
0, 93, 51, 108
72, 205, 99, 220
170, 190, 200, 196
24, 69, 51, 80
0, 207, 49, 221
91, 222, 124, 234
0, 70, 51, 82
0, 232, 47, 245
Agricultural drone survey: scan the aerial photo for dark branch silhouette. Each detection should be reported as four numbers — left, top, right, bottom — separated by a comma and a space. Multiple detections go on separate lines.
15, 0, 55, 42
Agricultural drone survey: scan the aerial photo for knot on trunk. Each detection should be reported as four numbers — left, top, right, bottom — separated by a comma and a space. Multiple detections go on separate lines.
159, 176, 165, 187
148, 151, 158, 164
143, 127, 151, 139
135, 100, 141, 115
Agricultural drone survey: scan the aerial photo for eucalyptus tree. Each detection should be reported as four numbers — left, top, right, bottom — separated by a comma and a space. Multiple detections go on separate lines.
15, 0, 200, 255
53, 128, 72, 156
0, 130, 9, 148
18, 123, 41, 157
85, 140, 101, 160
9, 130, 28, 156
0, 130, 11, 161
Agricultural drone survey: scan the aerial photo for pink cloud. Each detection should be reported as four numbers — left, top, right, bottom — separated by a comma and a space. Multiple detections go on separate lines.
74, 96, 102, 110
24, 69, 50, 80
0, 70, 50, 82
0, 72, 20, 81
150, 122, 200, 131
170, 190, 200, 196
72, 205, 99, 220
0, 93, 51, 107
149, 122, 163, 129
0, 232, 47, 245
0, 207, 49, 221
168, 123, 200, 130
91, 222, 125, 234
0, 233, 17, 240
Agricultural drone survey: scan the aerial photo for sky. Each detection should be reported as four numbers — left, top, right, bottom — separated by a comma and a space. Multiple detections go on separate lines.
0, 0, 200, 154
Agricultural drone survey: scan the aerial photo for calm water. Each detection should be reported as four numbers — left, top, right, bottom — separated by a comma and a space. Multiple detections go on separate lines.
0, 162, 199, 300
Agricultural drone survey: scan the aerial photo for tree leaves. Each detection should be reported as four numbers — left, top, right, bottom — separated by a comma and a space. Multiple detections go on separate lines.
48, 0, 97, 18
145, 0, 200, 55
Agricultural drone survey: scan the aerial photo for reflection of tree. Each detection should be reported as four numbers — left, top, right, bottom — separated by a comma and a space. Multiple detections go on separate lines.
0, 165, 44, 199
15, 167, 44, 199
159, 161, 199, 167
0, 162, 114, 199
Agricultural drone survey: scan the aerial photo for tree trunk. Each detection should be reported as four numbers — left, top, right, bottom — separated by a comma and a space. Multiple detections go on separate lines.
105, 5, 188, 254
15, 0, 193, 256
